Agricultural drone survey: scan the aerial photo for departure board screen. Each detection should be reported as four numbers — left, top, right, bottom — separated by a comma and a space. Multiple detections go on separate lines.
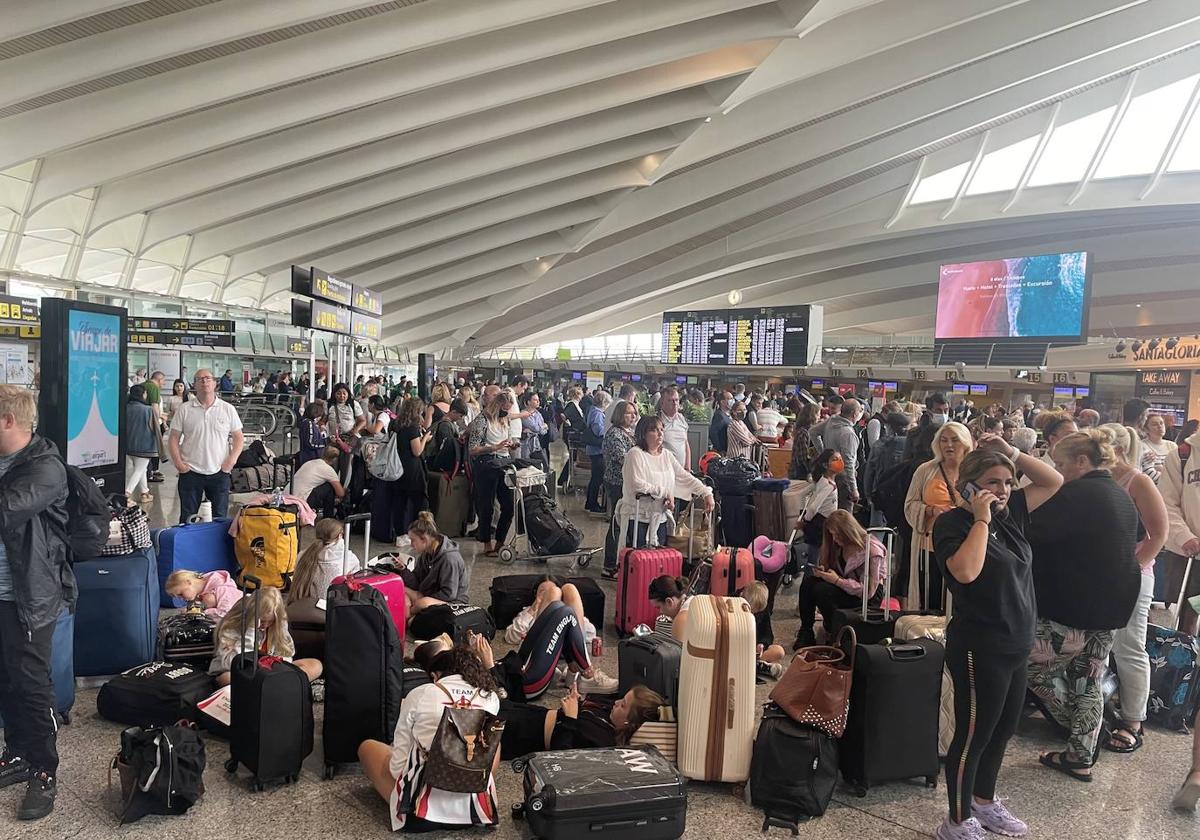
661, 306, 816, 366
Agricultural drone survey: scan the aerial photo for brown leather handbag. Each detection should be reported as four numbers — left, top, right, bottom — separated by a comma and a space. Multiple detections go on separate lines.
422, 684, 505, 793
769, 626, 856, 737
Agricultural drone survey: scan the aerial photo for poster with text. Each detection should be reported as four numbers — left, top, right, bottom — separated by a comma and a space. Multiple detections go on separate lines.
148, 348, 182, 384
935, 251, 1088, 340
67, 310, 121, 468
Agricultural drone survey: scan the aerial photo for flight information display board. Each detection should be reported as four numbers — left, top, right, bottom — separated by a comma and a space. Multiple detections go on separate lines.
661, 305, 820, 366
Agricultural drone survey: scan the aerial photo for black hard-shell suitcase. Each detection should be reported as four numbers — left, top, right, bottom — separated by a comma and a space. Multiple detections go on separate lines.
717, 492, 754, 549
224, 576, 314, 790
747, 704, 838, 833
321, 515, 404, 777
490, 574, 605, 633
157, 611, 216, 669
408, 602, 497, 643
839, 638, 943, 794
513, 746, 687, 840
618, 632, 682, 707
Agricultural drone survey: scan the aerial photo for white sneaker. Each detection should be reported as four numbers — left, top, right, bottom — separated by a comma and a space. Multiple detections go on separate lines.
554, 664, 570, 686
577, 669, 619, 695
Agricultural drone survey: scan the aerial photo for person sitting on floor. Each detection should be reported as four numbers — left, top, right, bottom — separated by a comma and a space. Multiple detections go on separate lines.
164, 569, 241, 618
401, 512, 468, 619
287, 518, 361, 603
208, 586, 322, 688
291, 445, 345, 519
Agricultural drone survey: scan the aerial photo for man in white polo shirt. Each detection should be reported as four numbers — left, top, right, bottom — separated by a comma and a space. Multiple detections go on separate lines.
168, 369, 244, 523
658, 385, 692, 508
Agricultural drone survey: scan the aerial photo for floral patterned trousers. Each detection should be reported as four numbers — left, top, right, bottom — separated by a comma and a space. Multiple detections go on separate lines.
1027, 619, 1115, 764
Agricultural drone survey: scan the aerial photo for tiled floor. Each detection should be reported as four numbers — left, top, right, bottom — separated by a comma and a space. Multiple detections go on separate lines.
3, 442, 1197, 838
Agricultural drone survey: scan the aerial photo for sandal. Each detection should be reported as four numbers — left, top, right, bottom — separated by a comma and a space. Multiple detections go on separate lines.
1038, 751, 1092, 782
139, 492, 154, 503
1103, 725, 1144, 754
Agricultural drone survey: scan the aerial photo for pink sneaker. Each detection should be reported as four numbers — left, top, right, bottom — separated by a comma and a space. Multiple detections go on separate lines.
935, 816, 986, 840
973, 798, 1028, 837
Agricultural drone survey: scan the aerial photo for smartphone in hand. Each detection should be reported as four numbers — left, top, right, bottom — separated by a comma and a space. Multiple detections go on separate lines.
961, 481, 981, 502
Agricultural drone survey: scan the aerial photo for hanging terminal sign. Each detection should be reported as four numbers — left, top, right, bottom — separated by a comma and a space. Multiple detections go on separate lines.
128, 331, 234, 348
291, 298, 350, 335
126, 317, 235, 334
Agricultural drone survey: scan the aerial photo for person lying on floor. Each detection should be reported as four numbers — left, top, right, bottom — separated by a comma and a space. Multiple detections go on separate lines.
503, 576, 598, 648
400, 511, 468, 620
470, 580, 617, 699
208, 586, 322, 688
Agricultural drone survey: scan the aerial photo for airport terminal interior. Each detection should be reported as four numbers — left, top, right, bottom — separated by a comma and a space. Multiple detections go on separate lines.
4, 1, 1200, 838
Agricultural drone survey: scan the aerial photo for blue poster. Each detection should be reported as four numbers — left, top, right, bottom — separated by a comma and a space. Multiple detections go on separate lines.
66, 310, 121, 468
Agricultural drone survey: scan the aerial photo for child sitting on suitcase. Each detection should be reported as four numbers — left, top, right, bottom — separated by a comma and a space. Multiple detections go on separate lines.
209, 586, 323, 689
741, 581, 785, 679
164, 570, 241, 618
287, 518, 361, 603
502, 576, 598, 648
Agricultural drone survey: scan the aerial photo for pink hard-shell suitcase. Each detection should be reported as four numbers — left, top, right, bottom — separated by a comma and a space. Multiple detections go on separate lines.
615, 494, 683, 635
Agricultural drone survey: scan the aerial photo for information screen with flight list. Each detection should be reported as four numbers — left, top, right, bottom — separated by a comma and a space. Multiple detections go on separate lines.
661, 305, 819, 366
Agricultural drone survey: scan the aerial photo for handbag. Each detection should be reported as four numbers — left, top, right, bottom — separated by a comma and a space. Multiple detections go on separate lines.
668, 511, 712, 560
367, 432, 404, 481
422, 683, 504, 793
769, 626, 857, 737
101, 496, 152, 556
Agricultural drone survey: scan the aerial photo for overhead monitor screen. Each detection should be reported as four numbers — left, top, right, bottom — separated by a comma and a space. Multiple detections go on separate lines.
660, 305, 821, 366
935, 251, 1089, 341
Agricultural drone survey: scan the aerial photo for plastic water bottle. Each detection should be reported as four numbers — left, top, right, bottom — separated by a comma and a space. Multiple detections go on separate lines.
271, 488, 284, 508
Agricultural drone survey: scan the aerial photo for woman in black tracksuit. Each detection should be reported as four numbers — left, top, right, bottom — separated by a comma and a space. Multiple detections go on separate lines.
931, 435, 1062, 840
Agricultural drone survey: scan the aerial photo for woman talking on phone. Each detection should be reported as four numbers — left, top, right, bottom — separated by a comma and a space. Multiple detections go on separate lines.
931, 434, 1062, 840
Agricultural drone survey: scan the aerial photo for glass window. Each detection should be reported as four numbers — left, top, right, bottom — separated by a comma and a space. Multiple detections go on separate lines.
1028, 107, 1116, 186
910, 162, 970, 204
965, 135, 1040, 195
1097, 75, 1199, 178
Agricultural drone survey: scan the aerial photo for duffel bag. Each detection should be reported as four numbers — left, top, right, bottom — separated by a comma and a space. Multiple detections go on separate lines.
523, 494, 582, 556
97, 661, 214, 727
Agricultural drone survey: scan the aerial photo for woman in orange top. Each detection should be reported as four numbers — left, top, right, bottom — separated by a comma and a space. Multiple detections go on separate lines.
904, 422, 974, 609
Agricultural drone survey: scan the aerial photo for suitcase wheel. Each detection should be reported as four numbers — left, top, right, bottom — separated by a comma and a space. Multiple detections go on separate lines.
925, 775, 938, 789
511, 803, 525, 821
575, 552, 590, 568
510, 757, 528, 773
498, 546, 516, 564
324, 764, 336, 781
224, 758, 238, 774
252, 779, 265, 793
853, 784, 867, 798
57, 711, 70, 726
528, 795, 545, 813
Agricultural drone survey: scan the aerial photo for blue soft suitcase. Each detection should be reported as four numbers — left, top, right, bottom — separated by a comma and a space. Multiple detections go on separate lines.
0, 609, 74, 725
152, 519, 238, 607
73, 548, 157, 677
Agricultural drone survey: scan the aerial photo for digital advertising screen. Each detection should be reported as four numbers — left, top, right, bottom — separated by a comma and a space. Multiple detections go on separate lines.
661, 305, 820, 366
67, 309, 121, 469
935, 251, 1089, 341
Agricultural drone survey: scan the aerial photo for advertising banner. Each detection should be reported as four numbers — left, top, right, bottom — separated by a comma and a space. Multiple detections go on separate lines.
148, 348, 182, 383
67, 309, 122, 469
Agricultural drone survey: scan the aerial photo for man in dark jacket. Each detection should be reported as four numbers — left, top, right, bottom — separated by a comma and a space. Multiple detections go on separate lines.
0, 386, 70, 820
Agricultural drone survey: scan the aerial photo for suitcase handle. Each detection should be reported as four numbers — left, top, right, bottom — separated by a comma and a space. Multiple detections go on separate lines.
885, 643, 927, 662
865, 527, 895, 623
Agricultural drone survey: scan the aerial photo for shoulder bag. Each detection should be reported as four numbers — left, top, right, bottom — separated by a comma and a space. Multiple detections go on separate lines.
769, 626, 856, 737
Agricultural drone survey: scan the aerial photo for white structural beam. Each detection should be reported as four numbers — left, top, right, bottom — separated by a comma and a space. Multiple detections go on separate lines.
379, 234, 574, 302
85, 44, 764, 238
656, 0, 1138, 177
0, 0, 390, 111
3, 0, 779, 174
0, 1, 142, 42
229, 165, 645, 281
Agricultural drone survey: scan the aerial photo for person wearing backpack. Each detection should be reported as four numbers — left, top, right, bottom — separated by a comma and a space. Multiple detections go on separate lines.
357, 644, 502, 831
863, 413, 912, 526
0, 386, 71, 820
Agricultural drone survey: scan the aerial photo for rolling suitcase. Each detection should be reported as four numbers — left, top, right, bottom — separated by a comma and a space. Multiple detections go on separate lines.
717, 493, 754, 549
710, 546, 754, 597
751, 478, 789, 541
677, 595, 756, 782
157, 610, 216, 669
286, 597, 327, 662
74, 548, 157, 677
0, 609, 74, 725
152, 519, 238, 607
616, 495, 683, 636
839, 638, 944, 794
408, 602, 497, 643
427, 470, 470, 537
1147, 553, 1200, 731
225, 575, 314, 790
323, 514, 405, 777
331, 566, 406, 644
618, 631, 682, 707
233, 503, 300, 590
514, 746, 687, 840
747, 704, 838, 832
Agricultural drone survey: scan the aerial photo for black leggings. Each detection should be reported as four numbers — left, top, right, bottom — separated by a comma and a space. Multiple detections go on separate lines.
586, 454, 604, 509
943, 634, 1027, 823
516, 602, 590, 700
797, 576, 861, 631
474, 459, 514, 544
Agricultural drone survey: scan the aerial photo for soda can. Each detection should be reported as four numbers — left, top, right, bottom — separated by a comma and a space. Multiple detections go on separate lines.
591, 637, 603, 658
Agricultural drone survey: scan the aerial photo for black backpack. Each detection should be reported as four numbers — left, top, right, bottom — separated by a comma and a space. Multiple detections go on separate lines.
62, 462, 111, 560
748, 704, 838, 832
112, 724, 206, 824
235, 440, 271, 469
870, 458, 921, 530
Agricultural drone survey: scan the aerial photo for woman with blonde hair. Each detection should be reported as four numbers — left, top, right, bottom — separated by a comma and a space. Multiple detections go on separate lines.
904, 421, 974, 609
1094, 424, 1167, 755
466, 391, 520, 554
457, 385, 481, 424
209, 586, 323, 688
288, 518, 361, 603
1025, 430, 1141, 781
793, 510, 887, 649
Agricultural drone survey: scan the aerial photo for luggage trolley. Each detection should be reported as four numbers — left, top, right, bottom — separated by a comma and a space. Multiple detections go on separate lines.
497, 464, 599, 567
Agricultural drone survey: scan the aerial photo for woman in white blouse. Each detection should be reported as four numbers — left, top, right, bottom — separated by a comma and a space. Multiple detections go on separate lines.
616, 415, 714, 552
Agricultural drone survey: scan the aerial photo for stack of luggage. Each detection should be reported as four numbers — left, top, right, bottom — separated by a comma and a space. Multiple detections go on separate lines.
706, 456, 760, 548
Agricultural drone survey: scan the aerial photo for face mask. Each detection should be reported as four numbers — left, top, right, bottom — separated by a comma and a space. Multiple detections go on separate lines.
931, 413, 948, 426
497, 409, 509, 418
828, 455, 845, 474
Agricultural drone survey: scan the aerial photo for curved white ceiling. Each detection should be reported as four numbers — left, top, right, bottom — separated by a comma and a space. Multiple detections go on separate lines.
2, 0, 1199, 351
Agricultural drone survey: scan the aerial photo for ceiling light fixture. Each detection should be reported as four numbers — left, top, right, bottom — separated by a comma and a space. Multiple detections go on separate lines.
704, 116, 712, 123
1136, 302, 1143, 308
727, 289, 742, 306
